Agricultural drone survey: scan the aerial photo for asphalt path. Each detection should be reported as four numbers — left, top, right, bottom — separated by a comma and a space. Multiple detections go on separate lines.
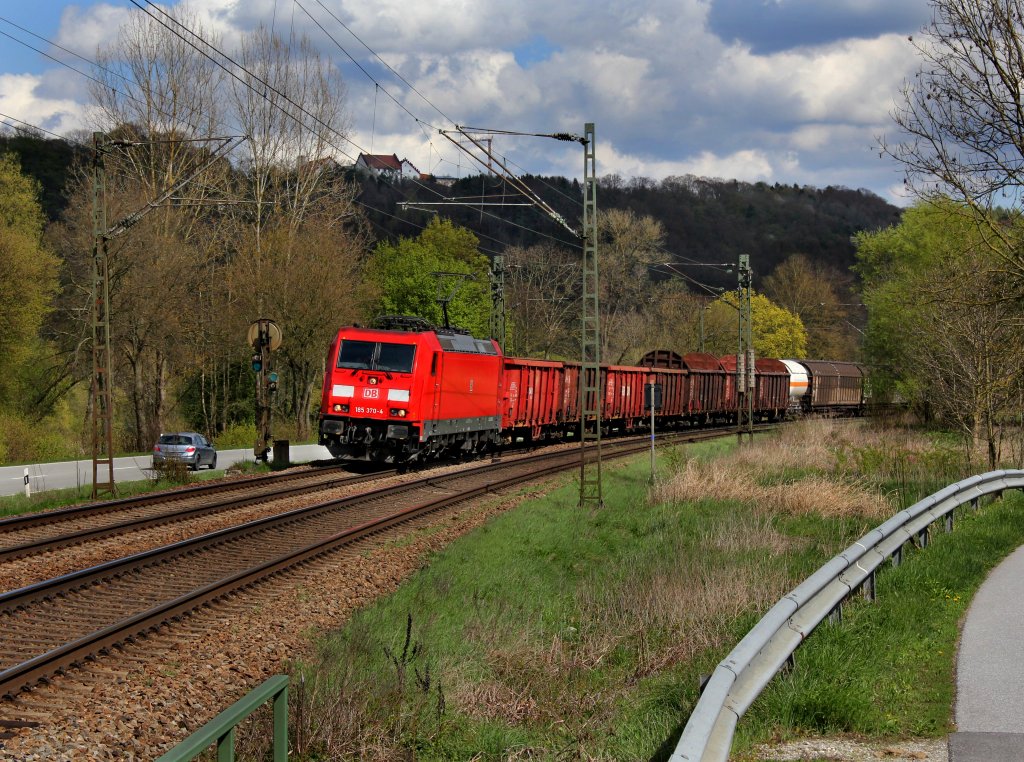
0, 443, 335, 497
950, 544, 1024, 761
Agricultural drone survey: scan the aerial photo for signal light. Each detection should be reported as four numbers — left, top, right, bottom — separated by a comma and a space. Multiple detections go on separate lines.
267, 371, 279, 393
251, 353, 262, 372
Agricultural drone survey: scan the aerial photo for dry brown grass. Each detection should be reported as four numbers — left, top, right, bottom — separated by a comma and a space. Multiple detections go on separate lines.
654, 420, 902, 521
761, 474, 893, 520
573, 513, 798, 682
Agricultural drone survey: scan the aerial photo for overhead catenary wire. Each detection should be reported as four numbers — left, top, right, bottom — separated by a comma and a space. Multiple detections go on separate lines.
292, 0, 586, 231
3, 5, 583, 255
133, 0, 576, 248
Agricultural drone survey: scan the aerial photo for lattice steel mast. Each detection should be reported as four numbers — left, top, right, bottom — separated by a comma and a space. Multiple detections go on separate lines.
736, 254, 754, 443
579, 123, 602, 508
91, 133, 115, 498
420, 123, 603, 506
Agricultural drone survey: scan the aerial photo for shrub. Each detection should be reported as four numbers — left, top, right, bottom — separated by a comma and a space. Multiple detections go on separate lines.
214, 422, 258, 450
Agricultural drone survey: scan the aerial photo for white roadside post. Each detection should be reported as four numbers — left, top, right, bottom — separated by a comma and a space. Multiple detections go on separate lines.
23, 468, 30, 498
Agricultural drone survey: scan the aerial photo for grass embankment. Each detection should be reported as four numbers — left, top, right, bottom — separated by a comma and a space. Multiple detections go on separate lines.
251, 419, 1024, 760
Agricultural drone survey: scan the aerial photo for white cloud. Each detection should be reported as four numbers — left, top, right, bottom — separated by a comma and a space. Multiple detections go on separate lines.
6, 0, 928, 199
711, 33, 915, 126
0, 73, 91, 136
54, 3, 131, 54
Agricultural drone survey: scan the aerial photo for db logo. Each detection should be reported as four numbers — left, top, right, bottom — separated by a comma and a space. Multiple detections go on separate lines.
363, 387, 380, 399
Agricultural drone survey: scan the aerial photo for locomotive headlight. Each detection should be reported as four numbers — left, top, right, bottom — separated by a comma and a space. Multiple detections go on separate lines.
341, 404, 349, 413
333, 403, 342, 412
369, 377, 378, 385
389, 408, 408, 418
399, 409, 407, 417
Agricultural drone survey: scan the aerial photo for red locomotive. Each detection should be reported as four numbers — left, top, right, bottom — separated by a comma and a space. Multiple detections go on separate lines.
318, 319, 866, 464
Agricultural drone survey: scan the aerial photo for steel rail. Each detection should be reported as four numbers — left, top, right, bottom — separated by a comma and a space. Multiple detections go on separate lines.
0, 461, 361, 532
0, 433, 711, 698
0, 468, 390, 562
0, 425, 769, 699
670, 469, 1024, 762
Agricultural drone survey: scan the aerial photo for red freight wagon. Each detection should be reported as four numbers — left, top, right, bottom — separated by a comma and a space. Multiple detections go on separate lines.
319, 326, 502, 462
604, 365, 649, 428
754, 358, 789, 421
720, 355, 791, 422
501, 357, 564, 441
682, 353, 727, 421
561, 362, 581, 427
637, 350, 688, 421
647, 368, 688, 420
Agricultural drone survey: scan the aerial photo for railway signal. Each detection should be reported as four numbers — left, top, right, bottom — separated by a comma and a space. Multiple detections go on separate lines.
248, 318, 282, 462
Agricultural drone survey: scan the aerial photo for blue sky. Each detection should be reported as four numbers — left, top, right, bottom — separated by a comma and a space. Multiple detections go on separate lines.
0, 1, 933, 204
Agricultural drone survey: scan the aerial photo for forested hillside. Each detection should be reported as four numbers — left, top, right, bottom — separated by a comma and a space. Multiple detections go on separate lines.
349, 169, 900, 290
1, 131, 900, 289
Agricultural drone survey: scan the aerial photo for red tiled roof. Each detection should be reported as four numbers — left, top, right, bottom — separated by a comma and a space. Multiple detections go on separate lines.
358, 153, 402, 171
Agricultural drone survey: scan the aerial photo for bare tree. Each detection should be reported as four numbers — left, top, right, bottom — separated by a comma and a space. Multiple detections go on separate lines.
505, 243, 580, 358
763, 254, 859, 359
226, 27, 350, 263
903, 255, 1024, 467
597, 209, 666, 364
91, 5, 228, 237
886, 0, 1024, 273
227, 196, 369, 440
220, 26, 361, 439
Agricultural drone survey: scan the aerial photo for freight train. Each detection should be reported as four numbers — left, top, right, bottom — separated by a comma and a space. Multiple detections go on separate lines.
317, 319, 866, 464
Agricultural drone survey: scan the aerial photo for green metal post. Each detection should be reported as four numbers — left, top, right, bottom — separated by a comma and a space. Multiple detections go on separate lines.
156, 675, 289, 762
216, 727, 235, 762
273, 683, 288, 760
579, 122, 603, 508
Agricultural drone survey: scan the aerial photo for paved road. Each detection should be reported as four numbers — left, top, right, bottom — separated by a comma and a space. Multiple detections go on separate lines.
0, 444, 335, 497
950, 544, 1024, 761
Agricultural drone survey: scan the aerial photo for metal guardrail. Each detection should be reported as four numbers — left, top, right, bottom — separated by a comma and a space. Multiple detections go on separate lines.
155, 675, 288, 762
670, 469, 1024, 761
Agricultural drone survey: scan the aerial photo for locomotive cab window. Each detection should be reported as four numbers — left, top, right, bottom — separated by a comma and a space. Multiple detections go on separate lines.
337, 340, 375, 369
337, 340, 415, 373
377, 343, 416, 373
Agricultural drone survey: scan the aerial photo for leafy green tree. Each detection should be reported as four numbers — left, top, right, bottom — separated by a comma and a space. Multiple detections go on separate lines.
366, 217, 491, 336
0, 153, 59, 409
703, 291, 807, 358
855, 199, 1024, 466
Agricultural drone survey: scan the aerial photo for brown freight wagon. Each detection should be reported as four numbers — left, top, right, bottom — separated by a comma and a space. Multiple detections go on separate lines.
798, 360, 866, 415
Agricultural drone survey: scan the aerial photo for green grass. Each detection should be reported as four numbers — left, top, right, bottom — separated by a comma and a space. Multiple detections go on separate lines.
284, 442, 874, 760
733, 490, 1024, 752
271, 424, 1024, 761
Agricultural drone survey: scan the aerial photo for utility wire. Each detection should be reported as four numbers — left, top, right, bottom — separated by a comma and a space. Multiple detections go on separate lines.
293, 0, 585, 234
4, 6, 575, 254
132, 0, 562, 248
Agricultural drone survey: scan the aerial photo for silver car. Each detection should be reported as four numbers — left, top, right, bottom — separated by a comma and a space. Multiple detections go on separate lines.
152, 432, 217, 471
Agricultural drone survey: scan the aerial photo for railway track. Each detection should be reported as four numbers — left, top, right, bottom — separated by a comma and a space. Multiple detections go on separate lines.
0, 426, 767, 701
0, 463, 392, 562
